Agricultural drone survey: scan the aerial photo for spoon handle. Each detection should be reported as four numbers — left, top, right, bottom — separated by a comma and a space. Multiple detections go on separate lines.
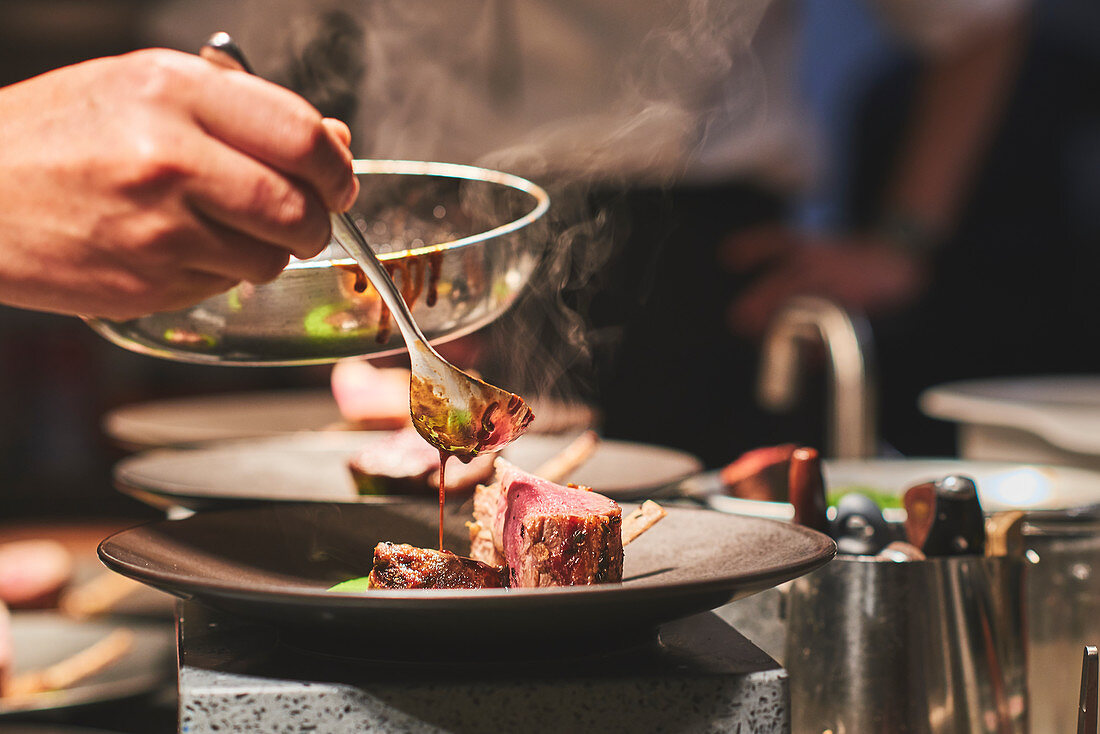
199, 32, 255, 73
199, 32, 429, 355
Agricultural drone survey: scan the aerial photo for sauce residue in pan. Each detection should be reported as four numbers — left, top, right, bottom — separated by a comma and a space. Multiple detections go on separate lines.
335, 251, 444, 344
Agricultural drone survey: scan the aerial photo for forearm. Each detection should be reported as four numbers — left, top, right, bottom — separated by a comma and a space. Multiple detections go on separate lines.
884, 10, 1028, 238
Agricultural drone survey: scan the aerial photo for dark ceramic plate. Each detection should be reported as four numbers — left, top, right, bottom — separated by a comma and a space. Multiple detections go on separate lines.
98, 503, 834, 651
0, 613, 174, 716
113, 432, 703, 510
102, 388, 598, 451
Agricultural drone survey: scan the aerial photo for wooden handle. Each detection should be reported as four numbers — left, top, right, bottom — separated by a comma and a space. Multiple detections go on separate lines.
903, 481, 937, 549
788, 447, 829, 534
985, 511, 1026, 558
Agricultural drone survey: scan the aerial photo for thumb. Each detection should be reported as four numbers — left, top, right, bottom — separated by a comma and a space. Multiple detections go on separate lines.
323, 118, 353, 149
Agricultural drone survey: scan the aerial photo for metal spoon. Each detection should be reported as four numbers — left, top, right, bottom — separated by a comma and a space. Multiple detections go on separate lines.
200, 33, 534, 460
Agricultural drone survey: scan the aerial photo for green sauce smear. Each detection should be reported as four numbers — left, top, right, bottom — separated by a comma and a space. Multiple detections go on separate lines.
328, 577, 372, 593
826, 485, 904, 510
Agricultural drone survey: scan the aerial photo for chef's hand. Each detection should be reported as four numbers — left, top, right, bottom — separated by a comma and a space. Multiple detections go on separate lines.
722, 225, 930, 339
0, 49, 358, 320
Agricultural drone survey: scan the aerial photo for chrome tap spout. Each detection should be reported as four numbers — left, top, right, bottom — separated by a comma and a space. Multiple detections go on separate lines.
757, 296, 877, 459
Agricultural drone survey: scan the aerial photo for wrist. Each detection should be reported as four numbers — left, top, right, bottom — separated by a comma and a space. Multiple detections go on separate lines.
872, 209, 945, 259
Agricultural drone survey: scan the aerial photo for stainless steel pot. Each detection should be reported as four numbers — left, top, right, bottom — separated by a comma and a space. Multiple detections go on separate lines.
87, 160, 550, 366
699, 459, 1100, 733
1022, 517, 1100, 733
785, 554, 1027, 734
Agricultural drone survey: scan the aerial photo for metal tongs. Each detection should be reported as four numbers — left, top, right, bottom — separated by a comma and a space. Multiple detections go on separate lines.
1081, 646, 1098, 734
199, 33, 533, 460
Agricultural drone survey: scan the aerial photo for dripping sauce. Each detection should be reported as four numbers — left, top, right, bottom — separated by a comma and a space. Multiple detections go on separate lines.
438, 449, 450, 551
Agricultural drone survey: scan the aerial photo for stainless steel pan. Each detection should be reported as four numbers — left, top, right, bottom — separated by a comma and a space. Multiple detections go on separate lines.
87, 159, 550, 366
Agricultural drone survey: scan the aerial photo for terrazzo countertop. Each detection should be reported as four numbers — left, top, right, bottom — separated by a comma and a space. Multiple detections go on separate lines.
177, 601, 789, 733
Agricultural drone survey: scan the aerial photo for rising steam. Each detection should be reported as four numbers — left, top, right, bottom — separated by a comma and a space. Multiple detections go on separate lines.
225, 0, 772, 405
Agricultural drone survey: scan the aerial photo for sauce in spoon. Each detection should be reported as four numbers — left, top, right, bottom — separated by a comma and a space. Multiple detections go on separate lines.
415, 373, 534, 551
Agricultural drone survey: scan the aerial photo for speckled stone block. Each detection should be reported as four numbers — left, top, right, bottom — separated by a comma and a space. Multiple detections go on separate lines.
178, 602, 789, 733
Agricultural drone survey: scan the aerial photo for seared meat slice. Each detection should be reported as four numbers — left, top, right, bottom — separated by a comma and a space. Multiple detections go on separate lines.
367, 542, 505, 589
468, 432, 602, 568
330, 361, 412, 431
0, 540, 73, 609
494, 462, 623, 588
349, 428, 494, 496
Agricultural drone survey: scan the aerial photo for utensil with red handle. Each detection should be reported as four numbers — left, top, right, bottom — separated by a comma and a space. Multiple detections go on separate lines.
788, 447, 829, 534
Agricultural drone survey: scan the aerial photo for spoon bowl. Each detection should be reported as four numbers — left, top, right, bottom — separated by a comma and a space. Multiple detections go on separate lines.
408, 342, 534, 461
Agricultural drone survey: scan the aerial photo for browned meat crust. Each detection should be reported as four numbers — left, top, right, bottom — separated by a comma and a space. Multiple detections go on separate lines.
367, 542, 505, 589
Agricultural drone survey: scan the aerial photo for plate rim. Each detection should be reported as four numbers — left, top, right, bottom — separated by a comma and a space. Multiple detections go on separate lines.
97, 502, 835, 609
0, 614, 174, 716
112, 431, 706, 506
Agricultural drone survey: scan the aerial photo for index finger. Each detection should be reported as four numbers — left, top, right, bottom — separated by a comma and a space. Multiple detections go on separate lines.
187, 64, 358, 212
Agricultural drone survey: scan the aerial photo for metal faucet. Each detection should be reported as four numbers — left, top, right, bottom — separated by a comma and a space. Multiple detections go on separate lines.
757, 296, 877, 459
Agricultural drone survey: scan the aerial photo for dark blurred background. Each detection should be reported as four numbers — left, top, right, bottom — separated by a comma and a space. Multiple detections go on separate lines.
0, 0, 1097, 520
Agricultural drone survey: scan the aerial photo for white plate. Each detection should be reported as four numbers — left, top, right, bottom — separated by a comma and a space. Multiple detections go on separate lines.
921, 375, 1100, 456
0, 613, 174, 716
682, 458, 1100, 518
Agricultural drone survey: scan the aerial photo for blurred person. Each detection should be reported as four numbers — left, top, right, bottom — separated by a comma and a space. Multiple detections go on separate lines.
145, 1, 1028, 464
723, 7, 1028, 339
590, 3, 1028, 465
836, 0, 1100, 455
0, 47, 358, 321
